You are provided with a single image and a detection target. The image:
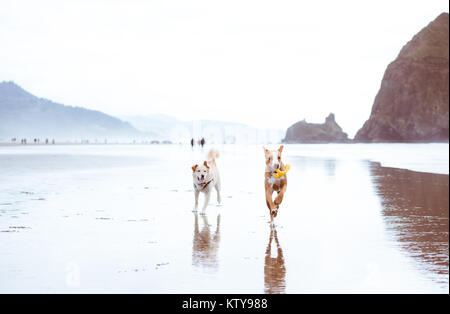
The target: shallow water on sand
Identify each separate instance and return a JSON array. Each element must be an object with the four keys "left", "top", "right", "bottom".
[{"left": 0, "top": 144, "right": 448, "bottom": 293}]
